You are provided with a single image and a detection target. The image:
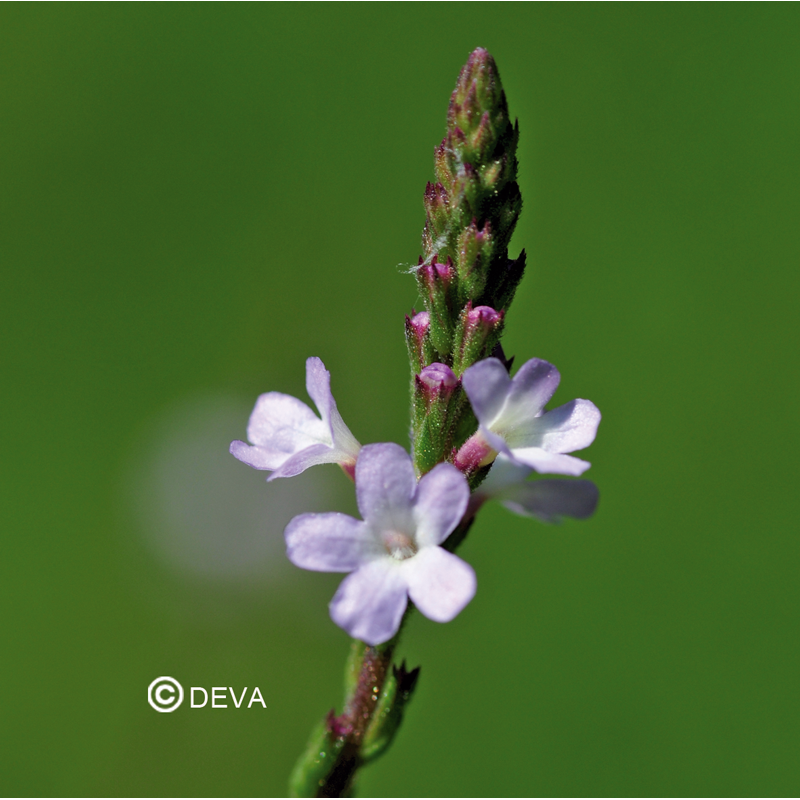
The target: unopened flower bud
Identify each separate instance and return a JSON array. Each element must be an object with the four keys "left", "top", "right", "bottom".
[
  {"left": 417, "top": 362, "right": 458, "bottom": 399},
  {"left": 408, "top": 310, "right": 430, "bottom": 336},
  {"left": 467, "top": 304, "right": 503, "bottom": 331},
  {"left": 453, "top": 302, "right": 505, "bottom": 375},
  {"left": 418, "top": 258, "right": 454, "bottom": 290},
  {"left": 405, "top": 310, "right": 433, "bottom": 374},
  {"left": 412, "top": 362, "right": 463, "bottom": 475},
  {"left": 416, "top": 256, "right": 458, "bottom": 357},
  {"left": 422, "top": 182, "right": 450, "bottom": 257},
  {"left": 456, "top": 219, "right": 493, "bottom": 301}
]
